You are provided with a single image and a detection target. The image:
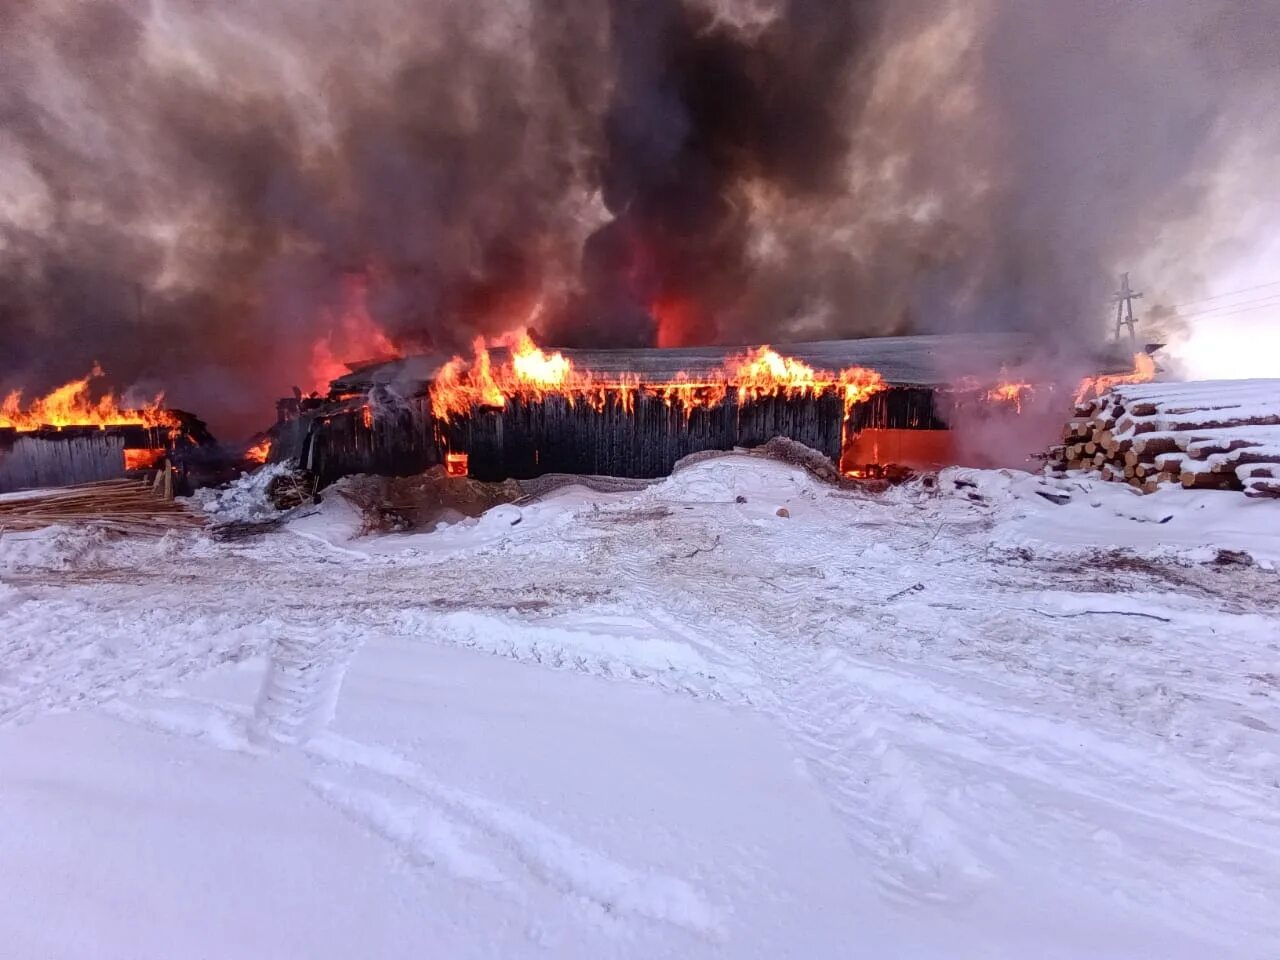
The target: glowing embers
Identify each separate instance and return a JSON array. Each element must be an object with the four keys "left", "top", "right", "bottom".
[
  {"left": 429, "top": 332, "right": 886, "bottom": 423},
  {"left": 445, "top": 452, "right": 469, "bottom": 477},
  {"left": 0, "top": 365, "right": 179, "bottom": 433},
  {"left": 123, "top": 448, "right": 166, "bottom": 471},
  {"left": 841, "top": 428, "right": 954, "bottom": 475}
]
